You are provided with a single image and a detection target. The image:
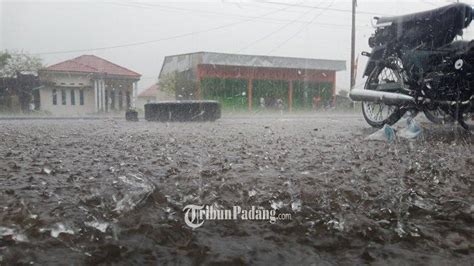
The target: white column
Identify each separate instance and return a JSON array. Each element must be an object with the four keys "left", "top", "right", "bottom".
[
  {"left": 98, "top": 80, "right": 102, "bottom": 112},
  {"left": 132, "top": 81, "right": 137, "bottom": 108},
  {"left": 99, "top": 80, "right": 102, "bottom": 112},
  {"left": 100, "top": 80, "right": 105, "bottom": 112},
  {"left": 103, "top": 80, "right": 107, "bottom": 112},
  {"left": 94, "top": 80, "right": 99, "bottom": 113},
  {"left": 104, "top": 80, "right": 107, "bottom": 112}
]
